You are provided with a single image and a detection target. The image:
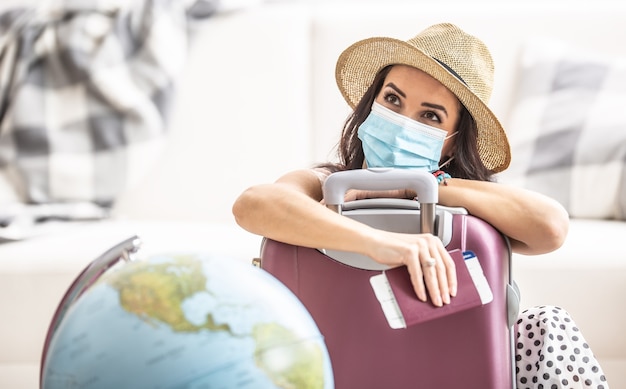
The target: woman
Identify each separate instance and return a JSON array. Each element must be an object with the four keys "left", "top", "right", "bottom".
[{"left": 233, "top": 23, "right": 609, "bottom": 388}]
